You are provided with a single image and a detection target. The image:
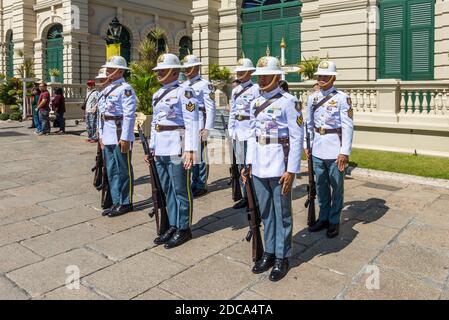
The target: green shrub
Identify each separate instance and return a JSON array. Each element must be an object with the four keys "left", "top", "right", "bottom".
[
  {"left": 9, "top": 112, "right": 22, "bottom": 121},
  {"left": 10, "top": 105, "right": 20, "bottom": 112},
  {"left": 0, "top": 113, "right": 10, "bottom": 120},
  {"left": 209, "top": 64, "right": 232, "bottom": 83}
]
